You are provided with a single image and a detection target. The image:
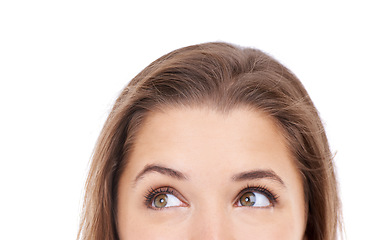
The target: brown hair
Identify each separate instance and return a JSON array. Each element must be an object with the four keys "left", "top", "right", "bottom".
[{"left": 78, "top": 42, "right": 341, "bottom": 240}]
